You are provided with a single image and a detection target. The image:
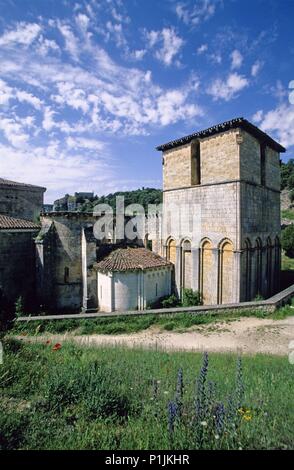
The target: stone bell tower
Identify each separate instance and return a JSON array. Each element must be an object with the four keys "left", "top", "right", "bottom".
[{"left": 155, "top": 118, "right": 285, "bottom": 305}]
